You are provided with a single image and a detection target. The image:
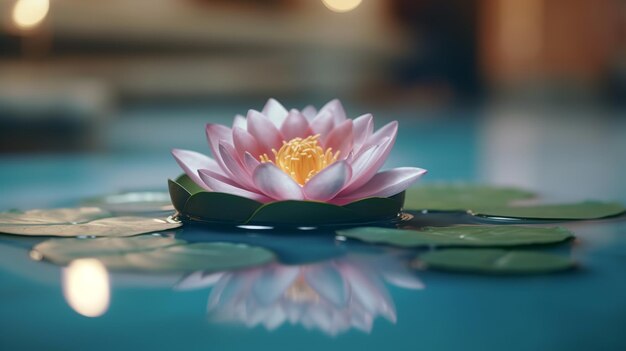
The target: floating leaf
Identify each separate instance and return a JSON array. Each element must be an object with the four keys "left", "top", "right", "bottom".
[
  {"left": 247, "top": 194, "right": 404, "bottom": 226},
  {"left": 404, "top": 184, "right": 625, "bottom": 221},
  {"left": 175, "top": 174, "right": 205, "bottom": 195},
  {"left": 0, "top": 214, "right": 181, "bottom": 237},
  {"left": 102, "top": 242, "right": 275, "bottom": 272},
  {"left": 185, "top": 192, "right": 262, "bottom": 223},
  {"left": 247, "top": 200, "right": 362, "bottom": 225},
  {"left": 405, "top": 184, "right": 535, "bottom": 211},
  {"left": 337, "top": 225, "right": 573, "bottom": 248},
  {"left": 474, "top": 202, "right": 626, "bottom": 220},
  {"left": 168, "top": 178, "right": 193, "bottom": 213},
  {"left": 33, "top": 236, "right": 275, "bottom": 272},
  {"left": 82, "top": 192, "right": 174, "bottom": 214},
  {"left": 0, "top": 207, "right": 109, "bottom": 225},
  {"left": 169, "top": 174, "right": 404, "bottom": 226},
  {"left": 343, "top": 192, "right": 406, "bottom": 219},
  {"left": 418, "top": 248, "right": 575, "bottom": 274},
  {"left": 33, "top": 235, "right": 183, "bottom": 263}
]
